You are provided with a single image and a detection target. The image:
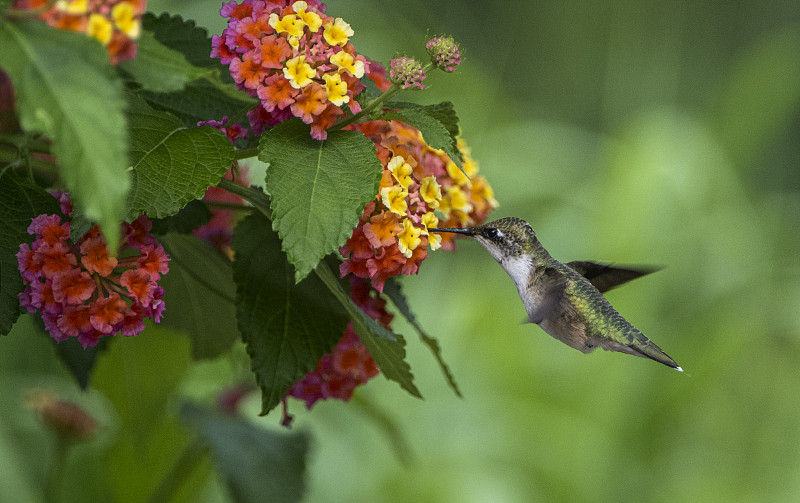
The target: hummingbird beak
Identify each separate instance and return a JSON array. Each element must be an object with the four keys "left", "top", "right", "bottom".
[{"left": 428, "top": 227, "right": 476, "bottom": 236}]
